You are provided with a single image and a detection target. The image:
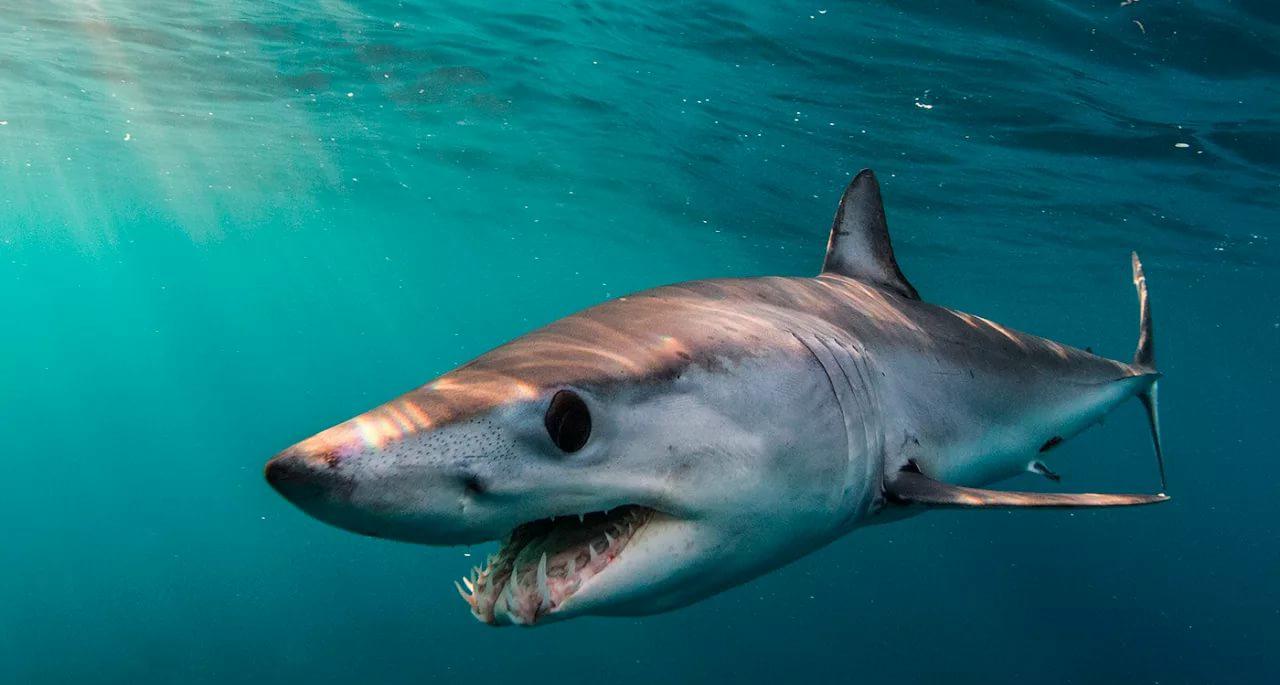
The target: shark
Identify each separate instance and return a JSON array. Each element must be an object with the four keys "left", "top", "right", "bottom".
[{"left": 265, "top": 169, "right": 1168, "bottom": 627}]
